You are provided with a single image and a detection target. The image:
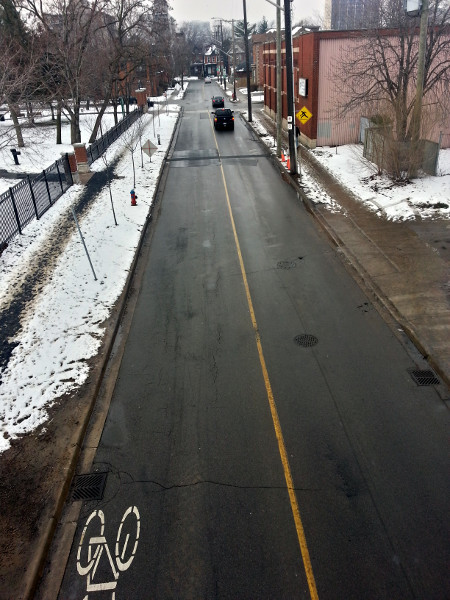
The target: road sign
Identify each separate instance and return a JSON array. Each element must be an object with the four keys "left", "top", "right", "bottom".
[
  {"left": 296, "top": 107, "right": 312, "bottom": 124},
  {"left": 142, "top": 139, "right": 158, "bottom": 158}
]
